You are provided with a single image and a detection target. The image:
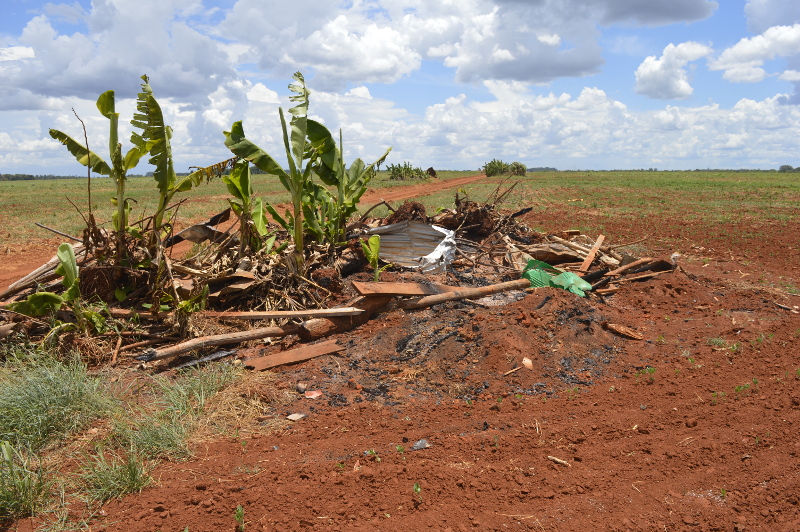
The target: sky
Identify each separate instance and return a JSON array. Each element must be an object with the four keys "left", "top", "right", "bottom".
[{"left": 1, "top": 0, "right": 800, "bottom": 175}]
